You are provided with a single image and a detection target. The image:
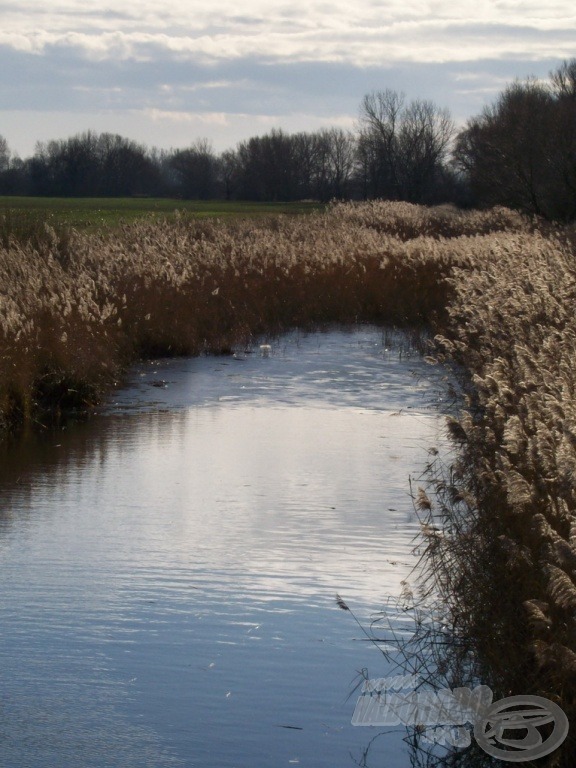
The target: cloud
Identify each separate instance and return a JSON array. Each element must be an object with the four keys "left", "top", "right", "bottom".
[
  {"left": 0, "top": 0, "right": 574, "bottom": 155},
  {"left": 144, "top": 109, "right": 231, "bottom": 126},
  {"left": 1, "top": 22, "right": 575, "bottom": 69},
  {"left": 1, "top": 1, "right": 576, "bottom": 65}
]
